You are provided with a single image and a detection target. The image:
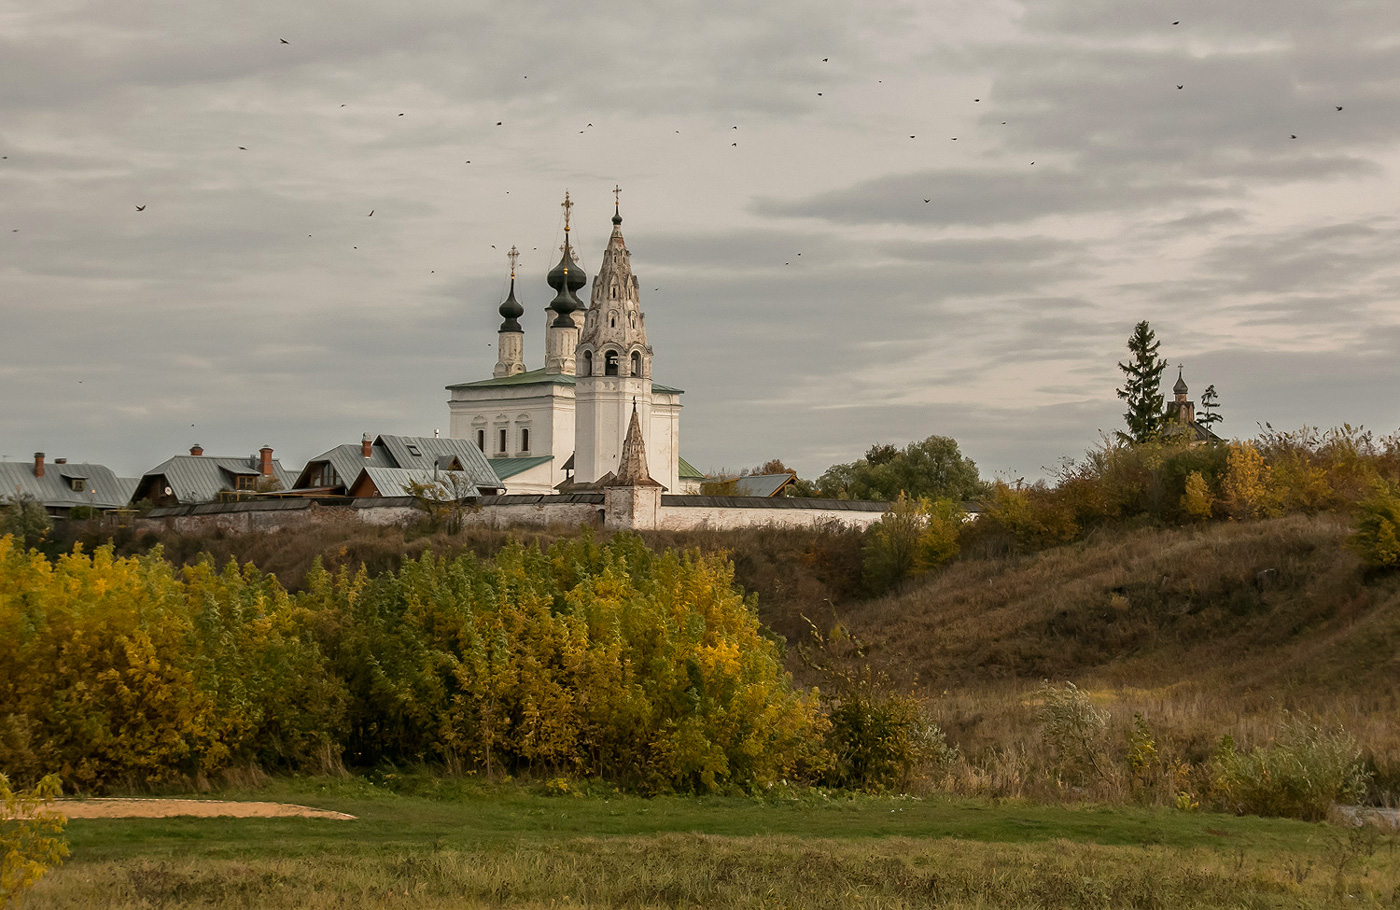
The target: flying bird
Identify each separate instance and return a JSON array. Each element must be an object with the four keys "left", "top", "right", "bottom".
[
  {"left": 135, "top": 205, "right": 146, "bottom": 211},
  {"left": 398, "top": 113, "right": 404, "bottom": 116},
  {"left": 496, "top": 121, "right": 502, "bottom": 125},
  {"left": 1336, "top": 105, "right": 1343, "bottom": 111},
  {"left": 974, "top": 98, "right": 980, "bottom": 102},
  {"left": 817, "top": 92, "right": 822, "bottom": 96},
  {"left": 1290, "top": 134, "right": 1297, "bottom": 139},
  {"left": 1176, "top": 84, "right": 1183, "bottom": 90},
  {"left": 924, "top": 199, "right": 930, "bottom": 203},
  {"left": 368, "top": 210, "right": 374, "bottom": 216},
  {"left": 822, "top": 57, "right": 828, "bottom": 62},
  {"left": 1172, "top": 20, "right": 1180, "bottom": 25},
  {"left": 280, "top": 38, "right": 289, "bottom": 44},
  {"left": 239, "top": 146, "right": 247, "bottom": 150}
]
